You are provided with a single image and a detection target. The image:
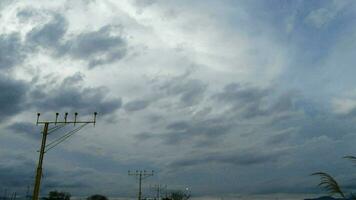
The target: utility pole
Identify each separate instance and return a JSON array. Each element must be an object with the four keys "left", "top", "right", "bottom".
[
  {"left": 10, "top": 192, "right": 16, "bottom": 200},
  {"left": 128, "top": 170, "right": 154, "bottom": 200},
  {"left": 32, "top": 112, "right": 97, "bottom": 200},
  {"left": 26, "top": 185, "right": 30, "bottom": 200},
  {"left": 3, "top": 189, "right": 7, "bottom": 200}
]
